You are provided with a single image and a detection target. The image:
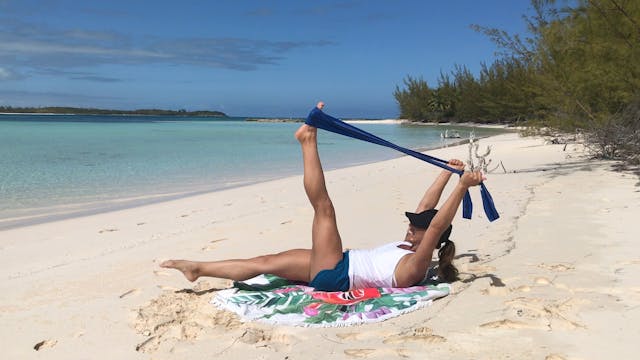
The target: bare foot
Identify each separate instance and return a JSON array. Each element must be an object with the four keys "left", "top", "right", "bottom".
[
  {"left": 294, "top": 124, "right": 317, "bottom": 143},
  {"left": 160, "top": 260, "right": 200, "bottom": 282}
]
